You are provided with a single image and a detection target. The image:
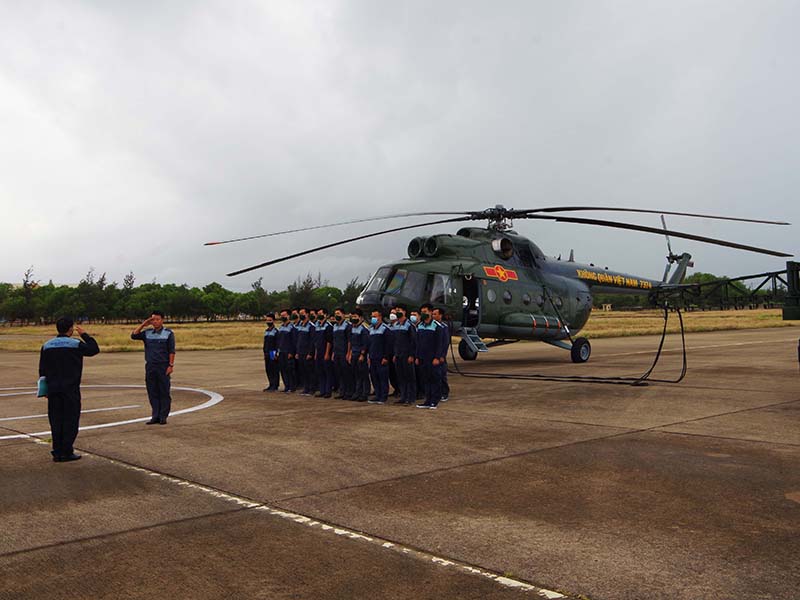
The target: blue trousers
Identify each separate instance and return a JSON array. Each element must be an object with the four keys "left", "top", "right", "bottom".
[
  {"left": 315, "top": 357, "right": 333, "bottom": 396},
  {"left": 369, "top": 361, "right": 389, "bottom": 402},
  {"left": 47, "top": 389, "right": 81, "bottom": 457},
  {"left": 420, "top": 361, "right": 441, "bottom": 406},
  {"left": 395, "top": 355, "right": 416, "bottom": 403},
  {"left": 145, "top": 365, "right": 171, "bottom": 420},
  {"left": 279, "top": 354, "right": 295, "bottom": 391}
]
